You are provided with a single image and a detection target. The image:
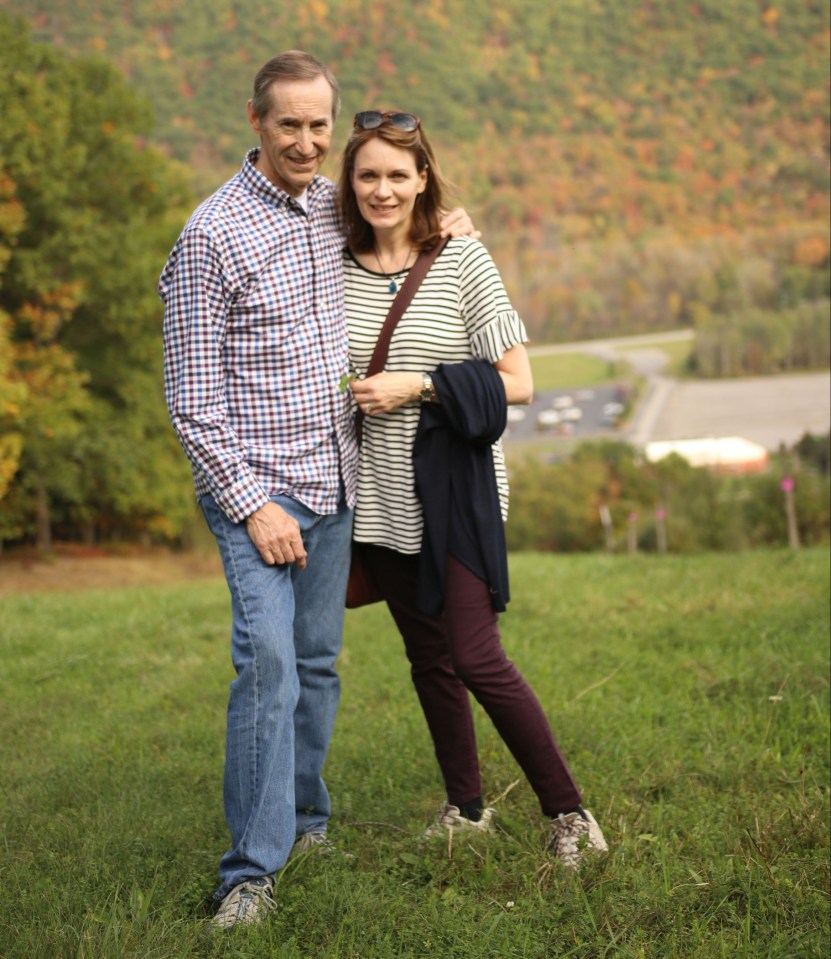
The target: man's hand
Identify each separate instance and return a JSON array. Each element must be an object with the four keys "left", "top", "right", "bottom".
[
  {"left": 439, "top": 207, "right": 481, "bottom": 239},
  {"left": 246, "top": 502, "right": 307, "bottom": 569}
]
